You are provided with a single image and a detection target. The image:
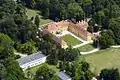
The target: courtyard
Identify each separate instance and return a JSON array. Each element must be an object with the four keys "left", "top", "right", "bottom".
[{"left": 62, "top": 34, "right": 82, "bottom": 47}]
